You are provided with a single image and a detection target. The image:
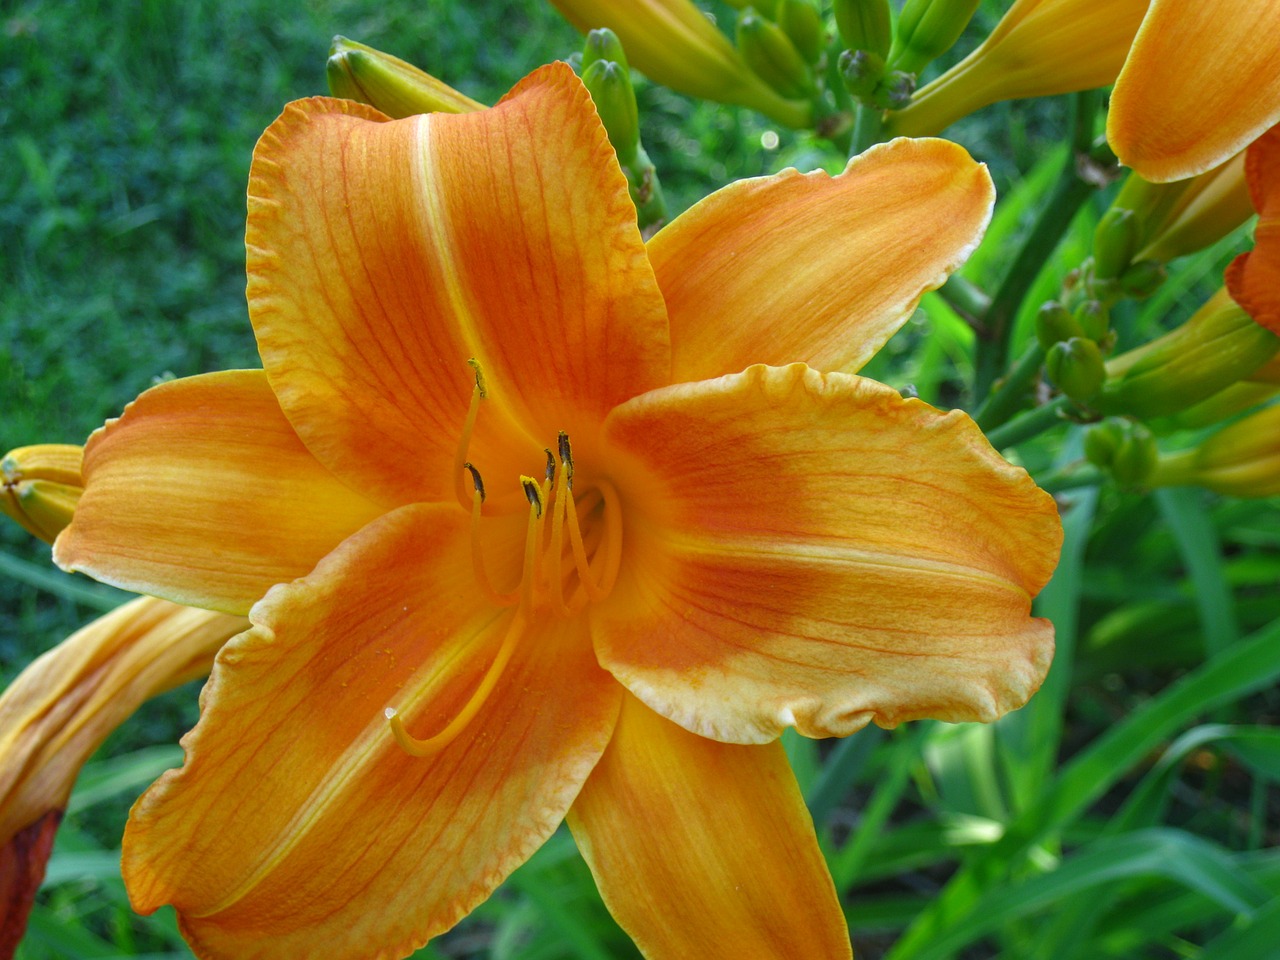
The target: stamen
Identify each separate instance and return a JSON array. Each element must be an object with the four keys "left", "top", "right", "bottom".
[
  {"left": 452, "top": 359, "right": 487, "bottom": 511},
  {"left": 545, "top": 447, "right": 573, "bottom": 618},
  {"left": 385, "top": 610, "right": 527, "bottom": 758},
  {"left": 519, "top": 476, "right": 547, "bottom": 611},
  {"left": 521, "top": 476, "right": 544, "bottom": 519},
  {"left": 557, "top": 431, "right": 575, "bottom": 491},
  {"left": 564, "top": 478, "right": 624, "bottom": 604},
  {"left": 467, "top": 465, "right": 517, "bottom": 607}
]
